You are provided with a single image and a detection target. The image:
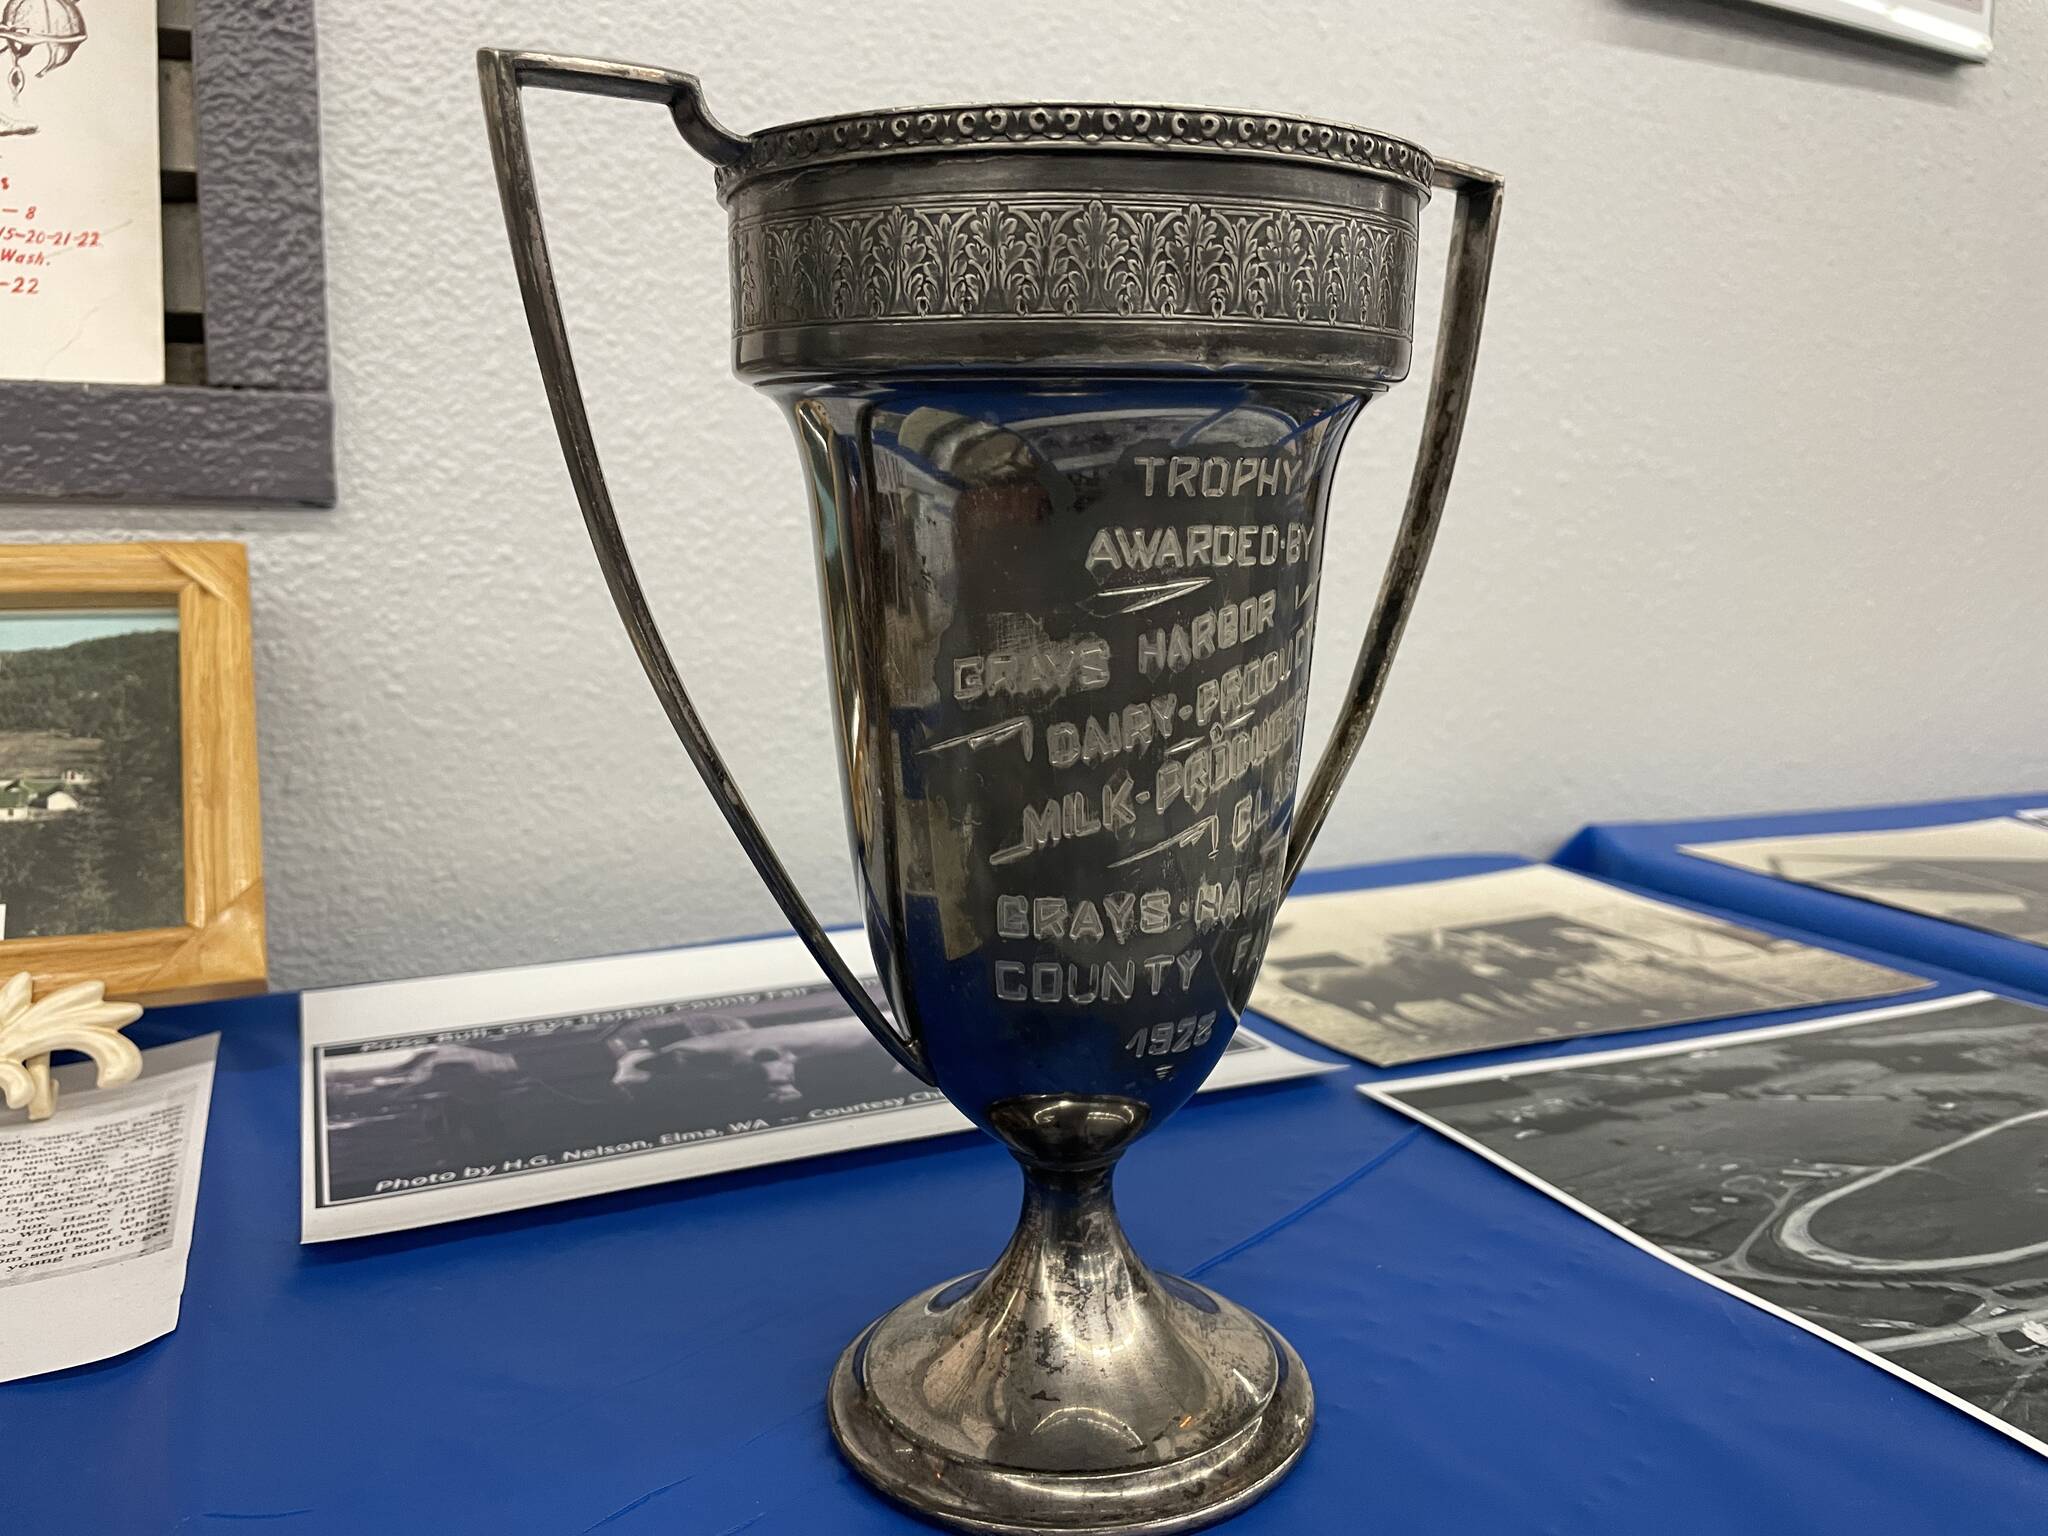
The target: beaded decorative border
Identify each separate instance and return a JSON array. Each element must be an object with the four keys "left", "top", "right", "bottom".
[{"left": 715, "top": 103, "right": 1434, "bottom": 201}]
